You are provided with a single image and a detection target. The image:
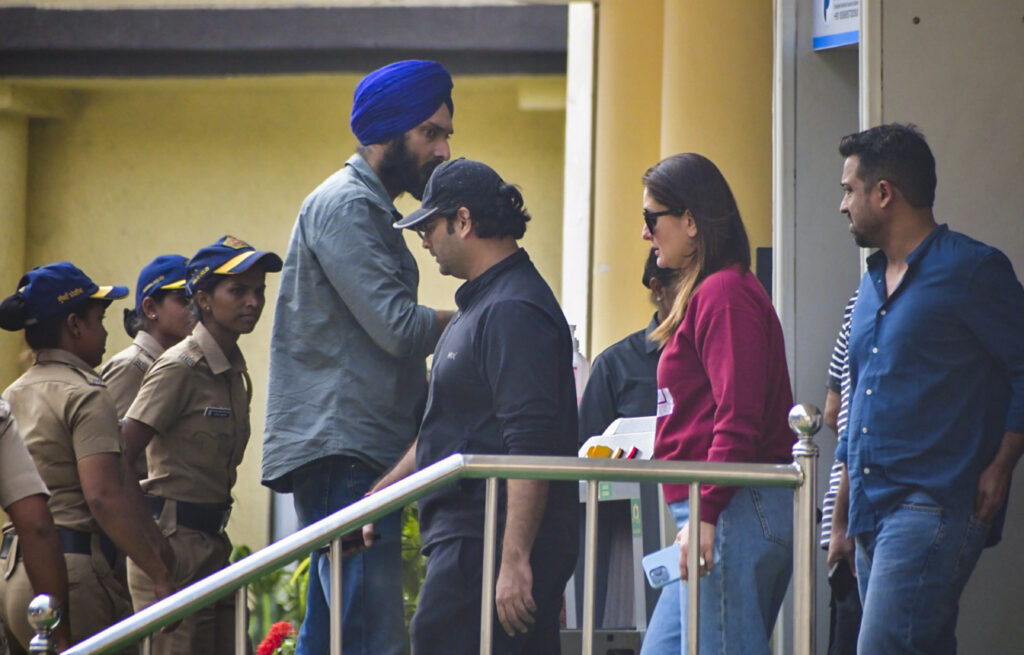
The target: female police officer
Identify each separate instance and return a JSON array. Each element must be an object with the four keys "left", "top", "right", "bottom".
[
  {"left": 101, "top": 254, "right": 193, "bottom": 479},
  {"left": 0, "top": 262, "right": 175, "bottom": 650},
  {"left": 122, "top": 236, "right": 281, "bottom": 655}
]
